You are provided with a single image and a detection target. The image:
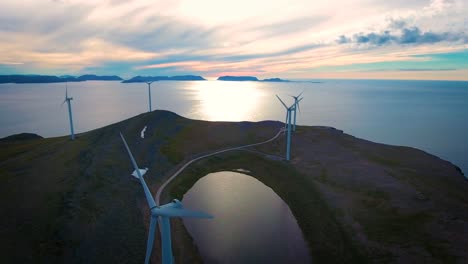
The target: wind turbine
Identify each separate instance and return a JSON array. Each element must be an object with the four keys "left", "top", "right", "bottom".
[
  {"left": 276, "top": 95, "right": 295, "bottom": 161},
  {"left": 120, "top": 133, "right": 213, "bottom": 264},
  {"left": 61, "top": 82, "right": 75, "bottom": 140},
  {"left": 291, "top": 92, "right": 303, "bottom": 132},
  {"left": 146, "top": 81, "right": 154, "bottom": 112}
]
